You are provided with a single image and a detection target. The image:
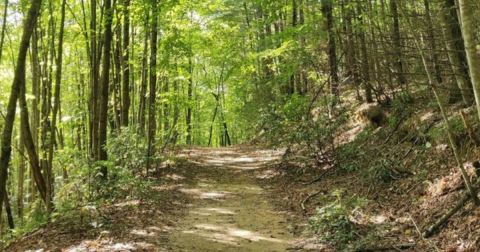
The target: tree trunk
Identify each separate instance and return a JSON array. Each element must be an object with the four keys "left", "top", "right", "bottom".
[
  {"left": 121, "top": 0, "right": 130, "bottom": 127},
  {"left": 3, "top": 193, "right": 14, "bottom": 230},
  {"left": 20, "top": 63, "right": 48, "bottom": 206},
  {"left": 46, "top": 0, "right": 66, "bottom": 215},
  {"left": 458, "top": 0, "right": 480, "bottom": 123},
  {"left": 440, "top": 2, "right": 473, "bottom": 105},
  {"left": 17, "top": 114, "right": 25, "bottom": 219},
  {"left": 0, "top": 0, "right": 42, "bottom": 217},
  {"left": 113, "top": 29, "right": 122, "bottom": 131},
  {"left": 445, "top": 0, "right": 472, "bottom": 90},
  {"left": 357, "top": 4, "right": 373, "bottom": 103},
  {"left": 98, "top": 0, "right": 113, "bottom": 178},
  {"left": 390, "top": 0, "right": 406, "bottom": 88},
  {"left": 0, "top": 0, "right": 7, "bottom": 63},
  {"left": 186, "top": 58, "right": 193, "bottom": 145},
  {"left": 321, "top": 0, "right": 338, "bottom": 96},
  {"left": 89, "top": 0, "right": 100, "bottom": 159},
  {"left": 30, "top": 29, "right": 41, "bottom": 202},
  {"left": 147, "top": 6, "right": 158, "bottom": 173},
  {"left": 138, "top": 18, "right": 149, "bottom": 135}
]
